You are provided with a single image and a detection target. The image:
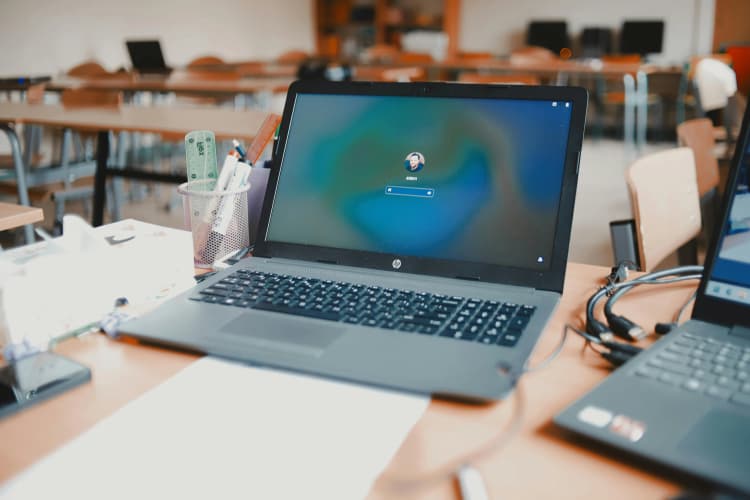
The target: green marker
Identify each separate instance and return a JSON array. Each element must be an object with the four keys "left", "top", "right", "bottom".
[{"left": 185, "top": 130, "right": 218, "bottom": 189}]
